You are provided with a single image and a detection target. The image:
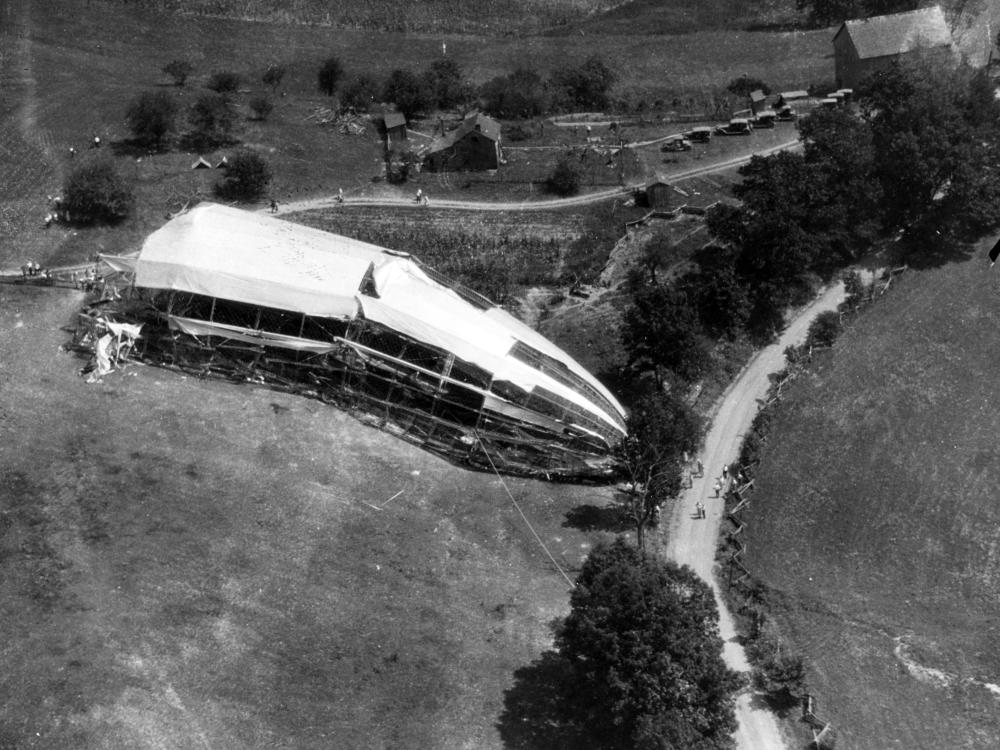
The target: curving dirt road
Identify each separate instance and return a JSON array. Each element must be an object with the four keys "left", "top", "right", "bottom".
[
  {"left": 663, "top": 282, "right": 847, "bottom": 750},
  {"left": 270, "top": 139, "right": 800, "bottom": 216}
]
